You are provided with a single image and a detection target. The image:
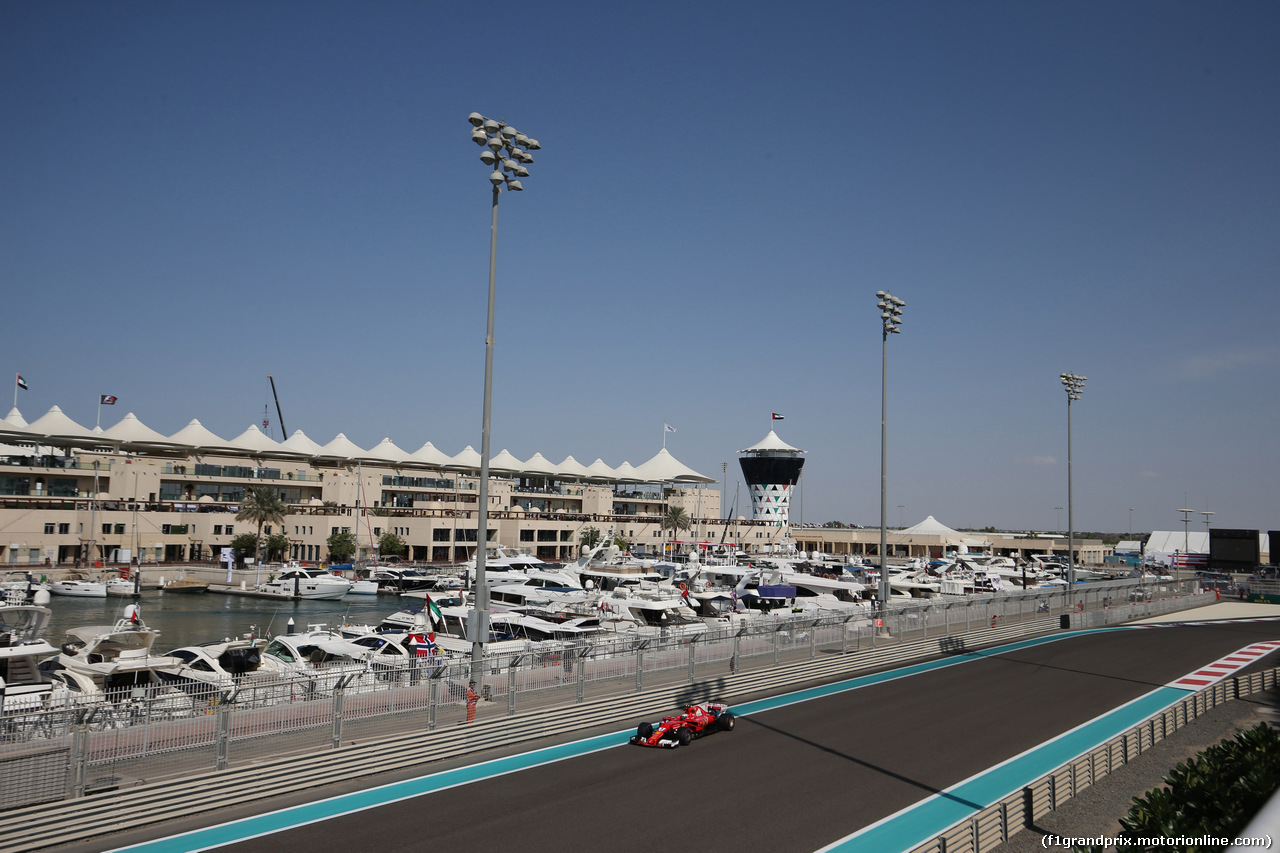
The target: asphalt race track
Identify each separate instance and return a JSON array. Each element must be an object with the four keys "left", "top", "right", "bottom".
[{"left": 104, "top": 620, "right": 1280, "bottom": 853}]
